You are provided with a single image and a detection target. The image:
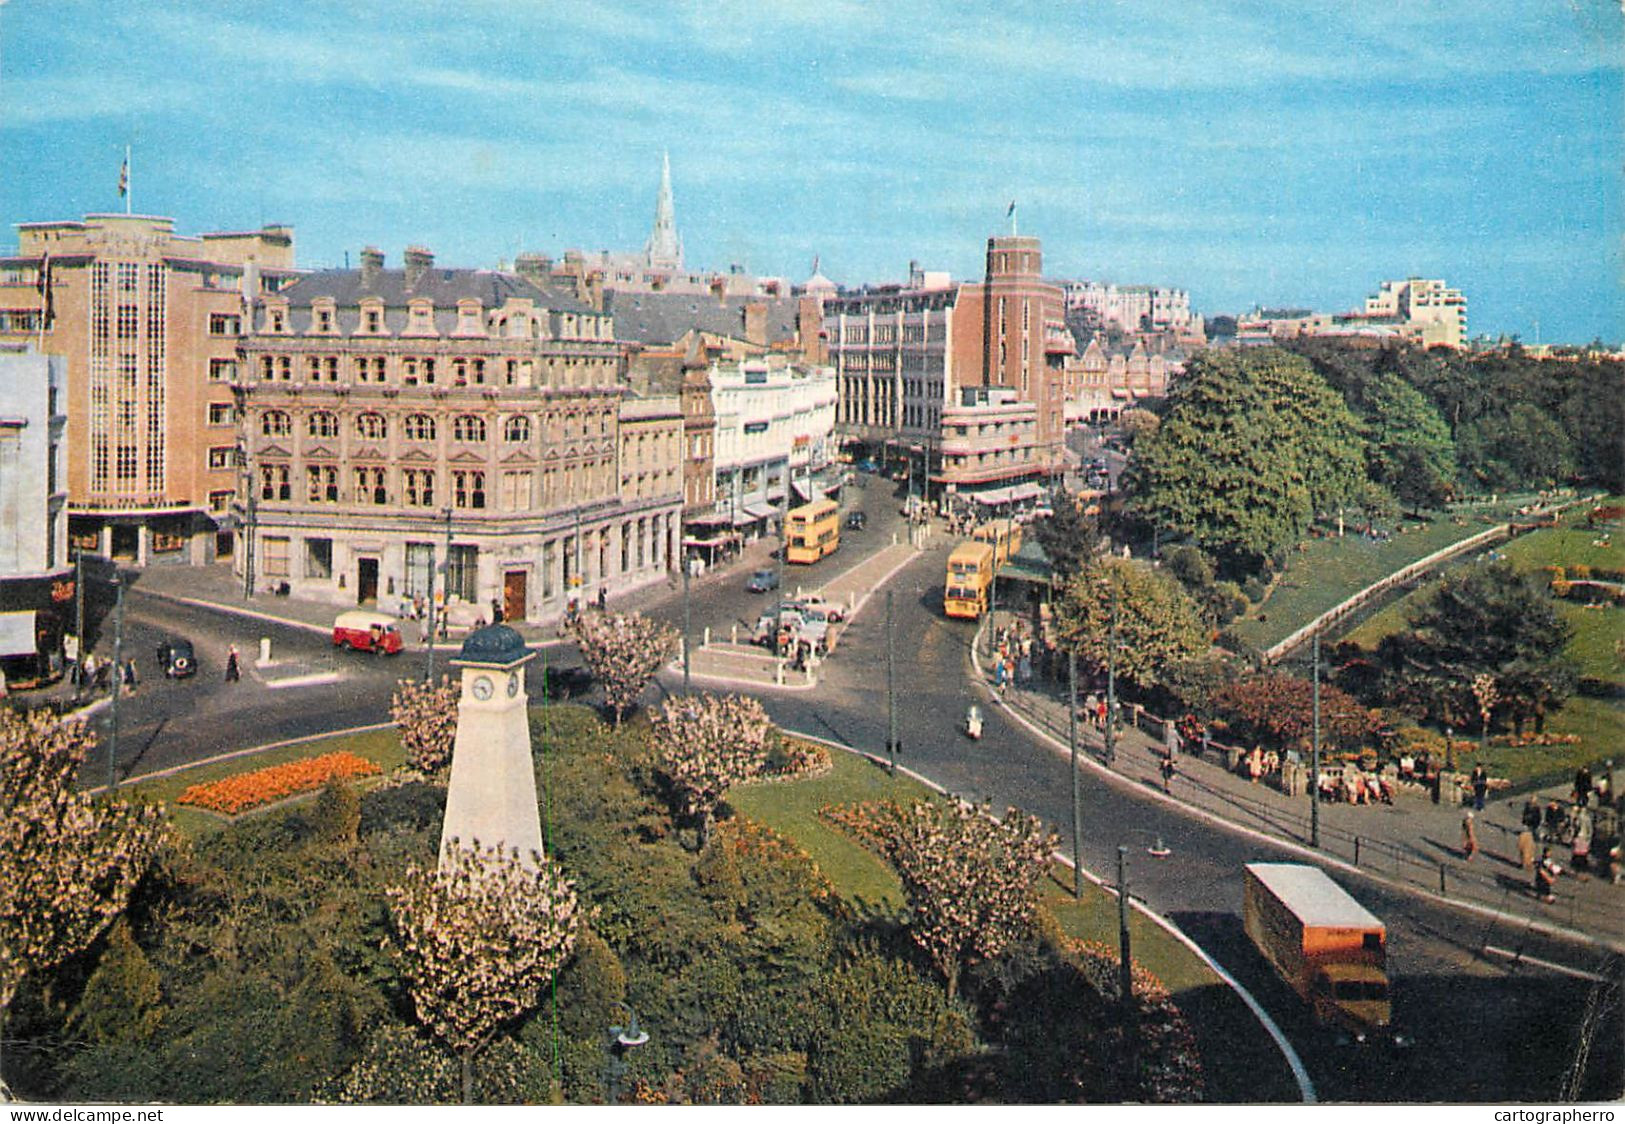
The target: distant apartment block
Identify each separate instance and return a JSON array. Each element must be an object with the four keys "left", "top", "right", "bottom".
[
  {"left": 1064, "top": 280, "right": 1200, "bottom": 336},
  {"left": 0, "top": 213, "right": 296, "bottom": 566},
  {"left": 1362, "top": 278, "right": 1467, "bottom": 349}
]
